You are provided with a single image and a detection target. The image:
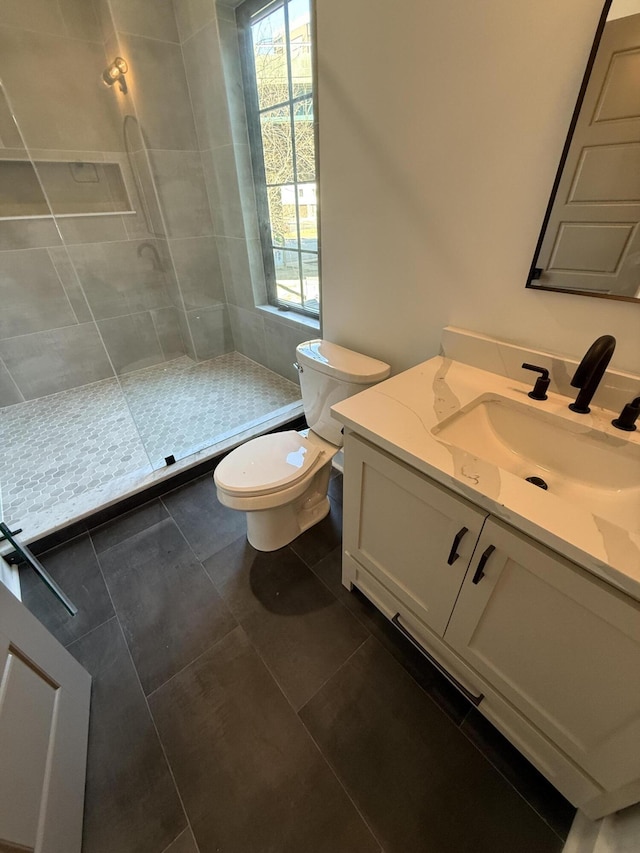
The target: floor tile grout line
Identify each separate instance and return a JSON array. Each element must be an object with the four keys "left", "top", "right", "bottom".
[
  {"left": 159, "top": 826, "right": 200, "bottom": 853},
  {"left": 89, "top": 510, "right": 239, "bottom": 702},
  {"left": 455, "top": 716, "right": 572, "bottom": 843},
  {"left": 220, "top": 622, "right": 384, "bottom": 852},
  {"left": 62, "top": 614, "right": 116, "bottom": 651},
  {"left": 306, "top": 552, "right": 480, "bottom": 727},
  {"left": 157, "top": 492, "right": 247, "bottom": 595},
  {"left": 297, "top": 721, "right": 385, "bottom": 853},
  {"left": 90, "top": 510, "right": 171, "bottom": 557},
  {"left": 115, "top": 615, "right": 198, "bottom": 849},
  {"left": 65, "top": 614, "right": 119, "bottom": 652},
  {"left": 306, "top": 558, "right": 571, "bottom": 842},
  {"left": 88, "top": 534, "right": 199, "bottom": 847},
  {"left": 144, "top": 623, "right": 242, "bottom": 703}
]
